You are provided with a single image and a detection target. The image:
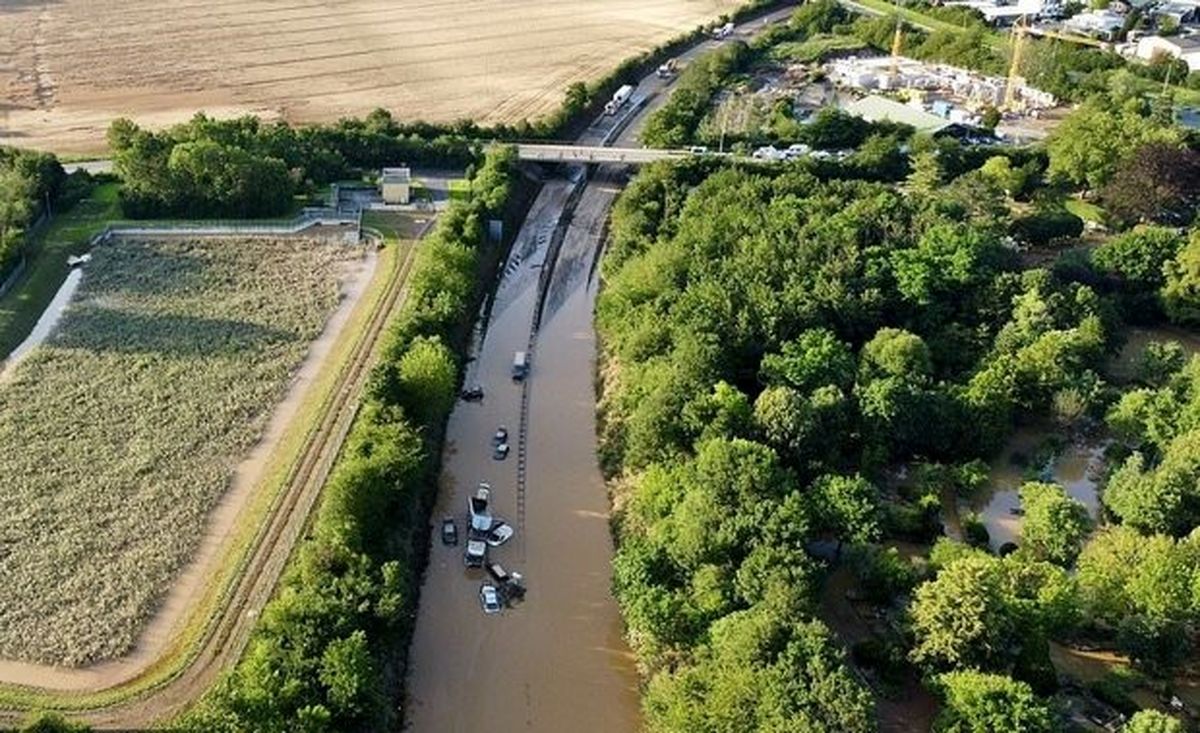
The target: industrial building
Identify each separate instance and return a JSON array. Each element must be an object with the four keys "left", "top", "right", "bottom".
[
  {"left": 380, "top": 166, "right": 412, "bottom": 205},
  {"left": 844, "top": 95, "right": 965, "bottom": 134},
  {"left": 1135, "top": 34, "right": 1200, "bottom": 71}
]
